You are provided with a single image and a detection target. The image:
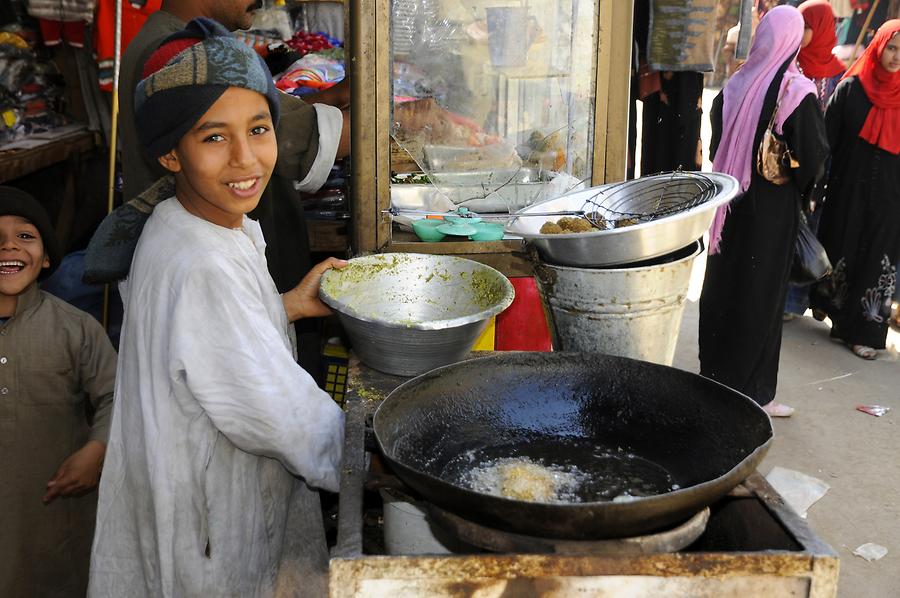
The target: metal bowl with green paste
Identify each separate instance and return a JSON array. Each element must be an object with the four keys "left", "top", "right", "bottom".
[{"left": 319, "top": 253, "right": 515, "bottom": 376}]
